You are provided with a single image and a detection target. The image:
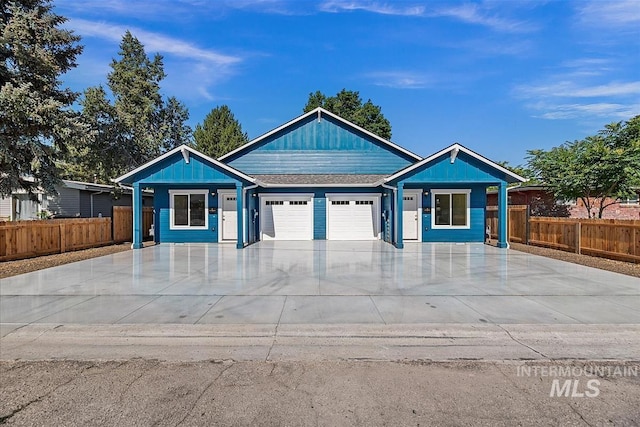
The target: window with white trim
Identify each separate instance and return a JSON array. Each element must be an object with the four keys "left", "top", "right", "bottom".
[
  {"left": 169, "top": 190, "right": 208, "bottom": 229},
  {"left": 621, "top": 195, "right": 639, "bottom": 205},
  {"left": 431, "top": 190, "right": 471, "bottom": 229}
]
